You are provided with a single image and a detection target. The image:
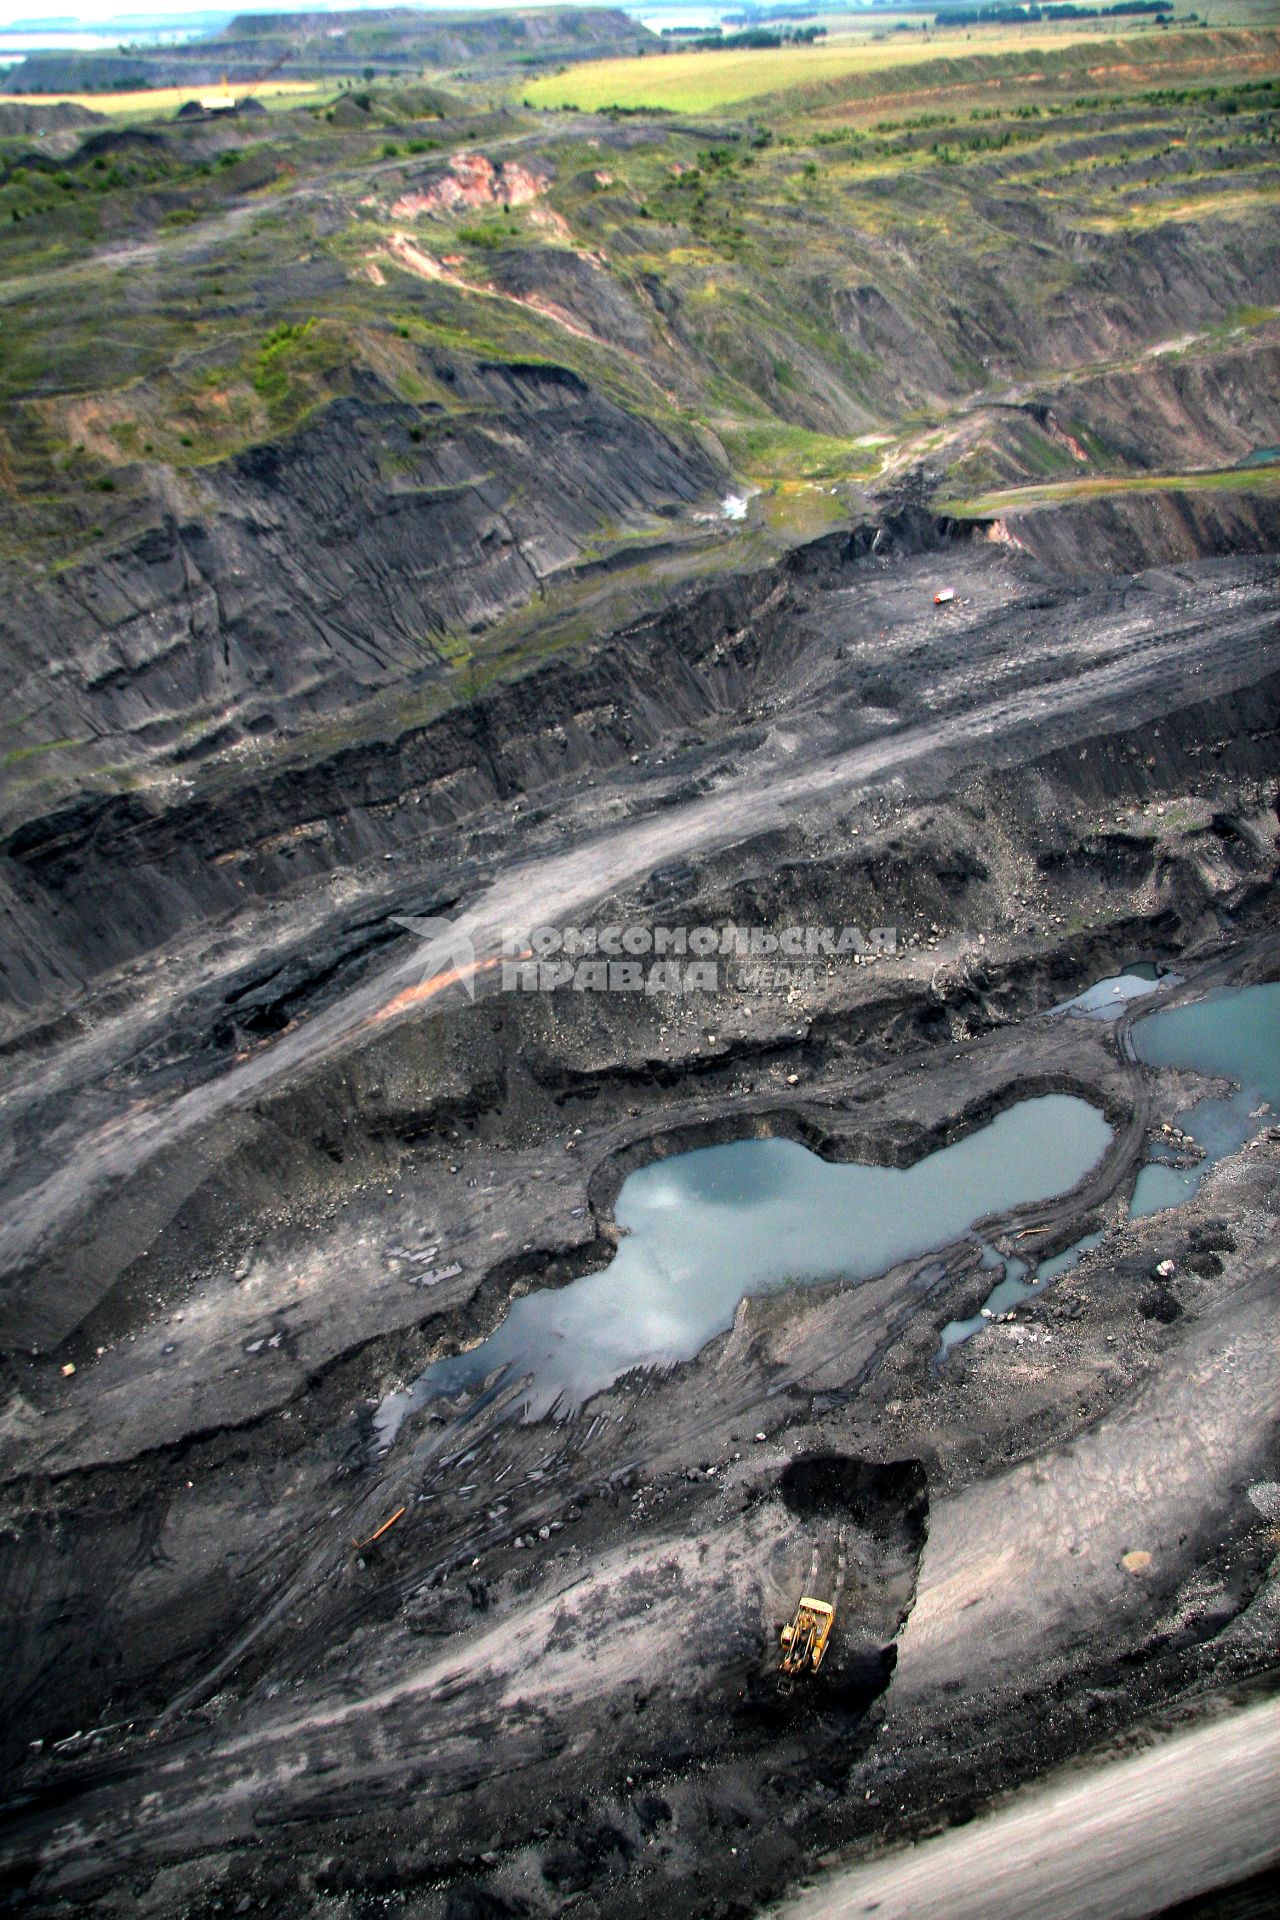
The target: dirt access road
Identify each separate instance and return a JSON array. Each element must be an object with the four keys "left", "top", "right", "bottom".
[{"left": 771, "top": 1695, "right": 1280, "bottom": 1920}]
